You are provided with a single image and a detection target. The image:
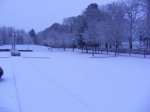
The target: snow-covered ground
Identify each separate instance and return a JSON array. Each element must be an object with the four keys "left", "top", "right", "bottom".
[{"left": 0, "top": 45, "right": 150, "bottom": 112}]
